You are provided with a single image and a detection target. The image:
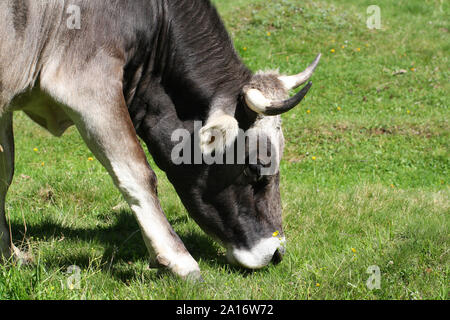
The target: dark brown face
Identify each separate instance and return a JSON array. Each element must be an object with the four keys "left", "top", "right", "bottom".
[
  {"left": 162, "top": 83, "right": 289, "bottom": 268},
  {"left": 165, "top": 126, "right": 287, "bottom": 269}
]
